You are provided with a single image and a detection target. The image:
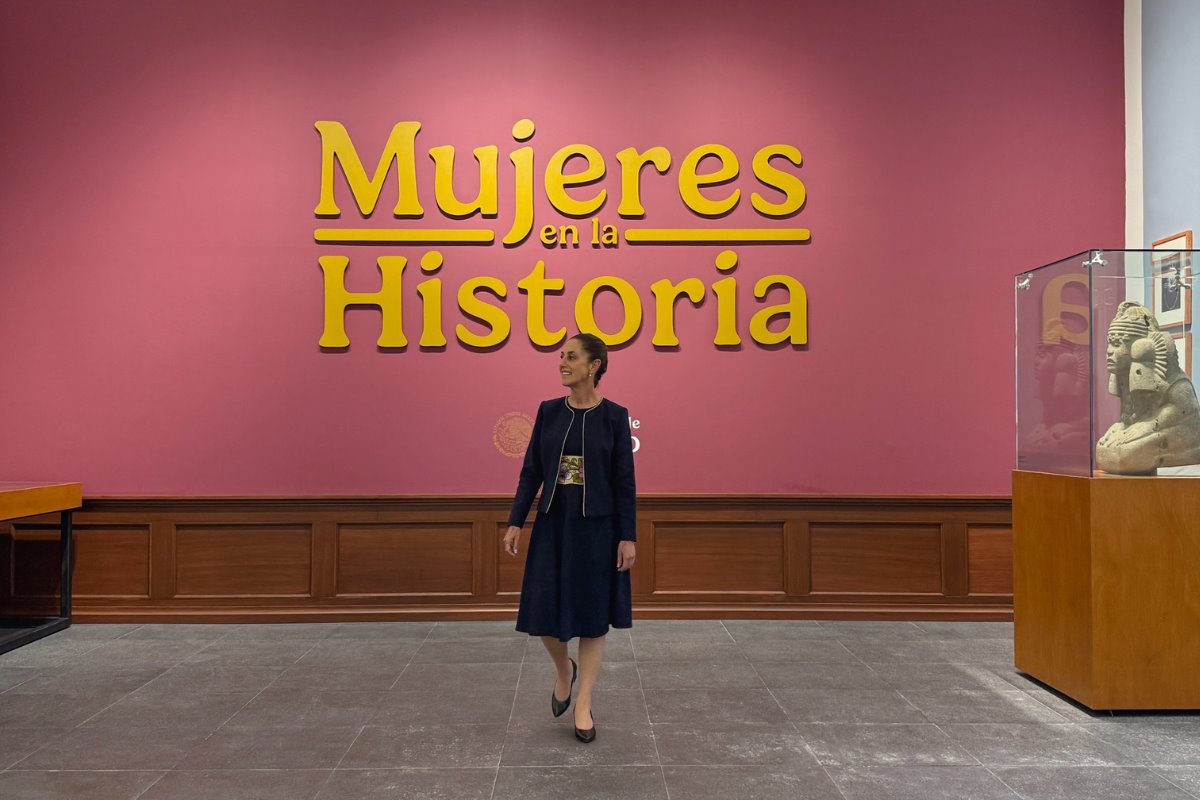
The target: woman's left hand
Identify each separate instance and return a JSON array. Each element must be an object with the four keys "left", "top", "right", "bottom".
[{"left": 616, "top": 541, "right": 636, "bottom": 572}]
